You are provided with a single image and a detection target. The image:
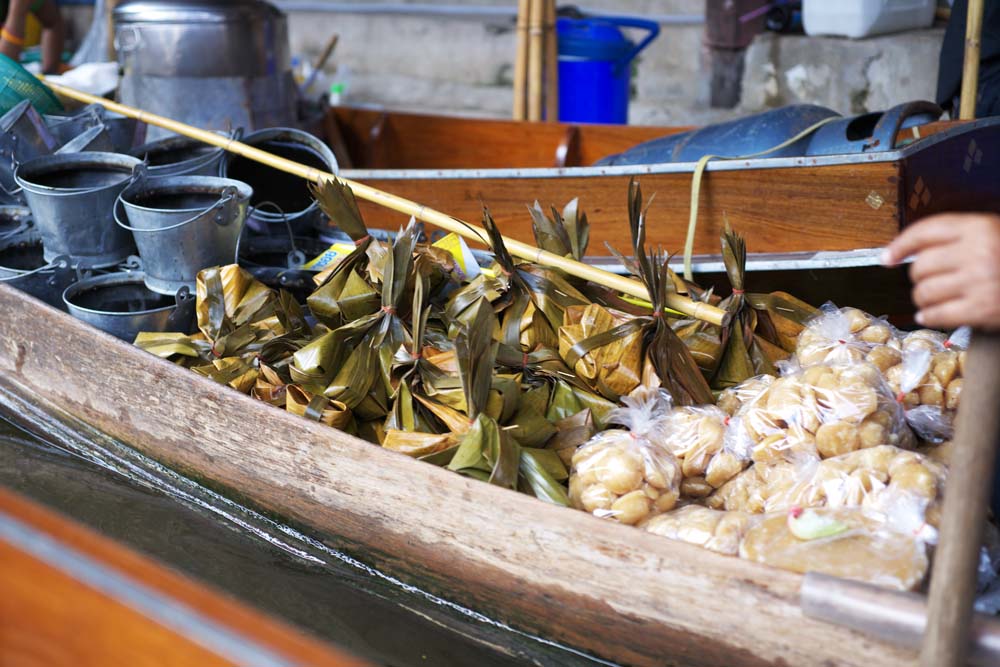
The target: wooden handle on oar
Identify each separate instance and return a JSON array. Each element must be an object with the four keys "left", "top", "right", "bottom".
[
  {"left": 42, "top": 80, "right": 728, "bottom": 327},
  {"left": 921, "top": 331, "right": 1000, "bottom": 667},
  {"left": 959, "top": 0, "right": 985, "bottom": 120}
]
